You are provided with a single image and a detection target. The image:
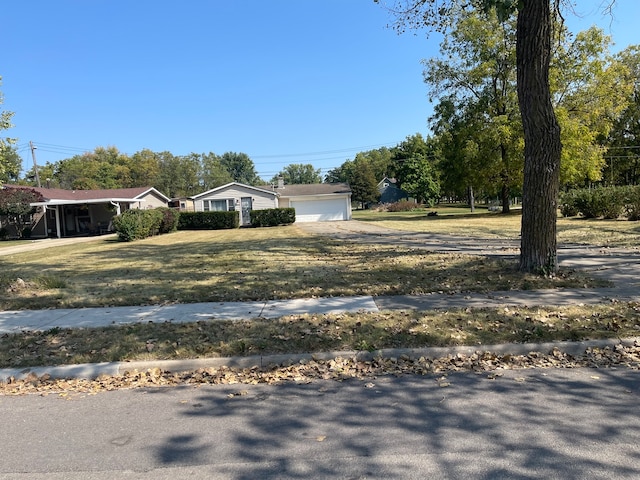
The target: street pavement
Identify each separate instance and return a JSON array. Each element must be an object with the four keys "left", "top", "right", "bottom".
[{"left": 0, "top": 368, "right": 638, "bottom": 479}]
